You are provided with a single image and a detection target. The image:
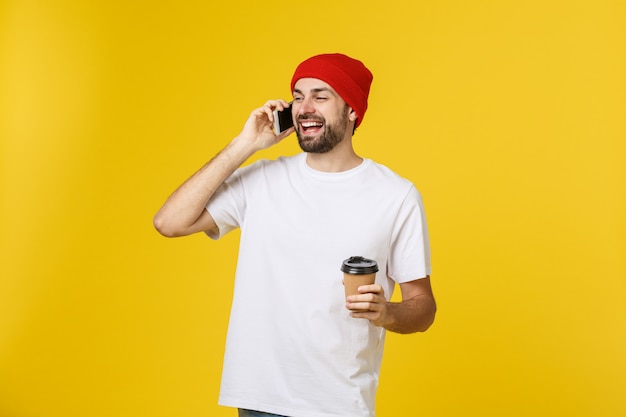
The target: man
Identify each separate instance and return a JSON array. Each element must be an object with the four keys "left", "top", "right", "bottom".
[{"left": 154, "top": 53, "right": 436, "bottom": 417}]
